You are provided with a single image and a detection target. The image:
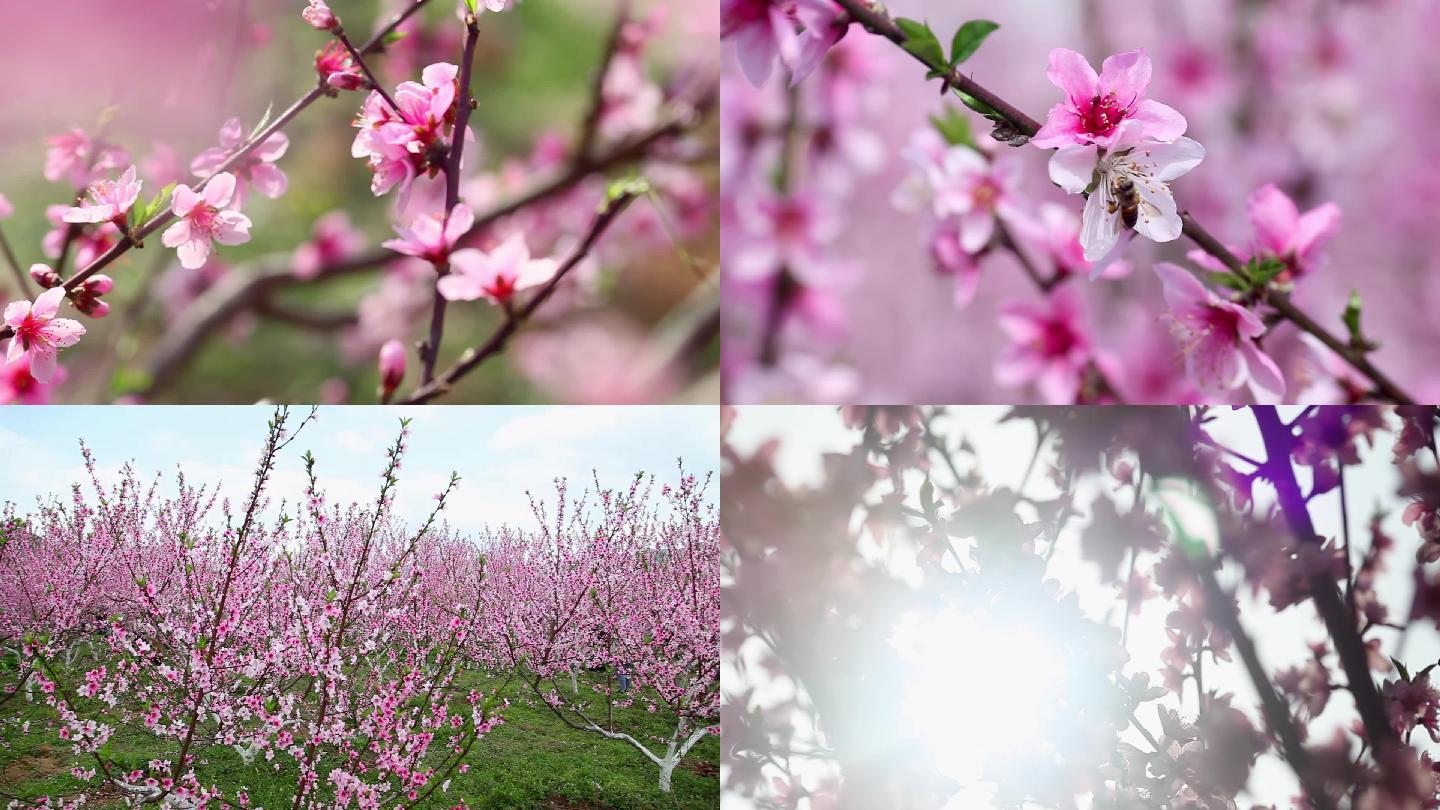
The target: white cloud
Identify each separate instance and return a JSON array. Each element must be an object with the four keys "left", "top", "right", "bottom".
[{"left": 487, "top": 407, "right": 631, "bottom": 452}]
